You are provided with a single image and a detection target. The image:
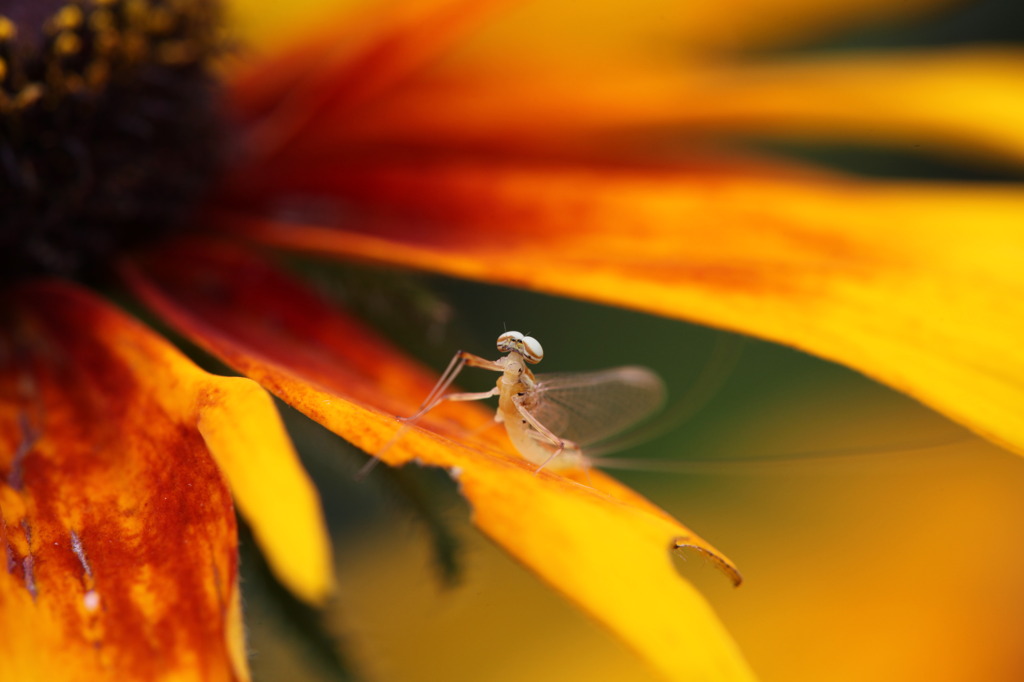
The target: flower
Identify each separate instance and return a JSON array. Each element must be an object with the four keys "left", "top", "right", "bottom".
[
  {"left": 2, "top": 0, "right": 1023, "bottom": 681},
  {"left": 1, "top": 2, "right": 330, "bottom": 678}
]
